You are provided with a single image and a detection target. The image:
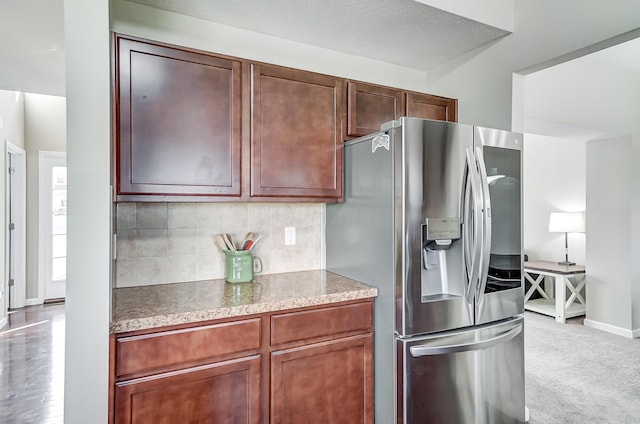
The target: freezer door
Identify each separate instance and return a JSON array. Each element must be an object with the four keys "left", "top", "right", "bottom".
[{"left": 397, "top": 316, "right": 525, "bottom": 424}]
